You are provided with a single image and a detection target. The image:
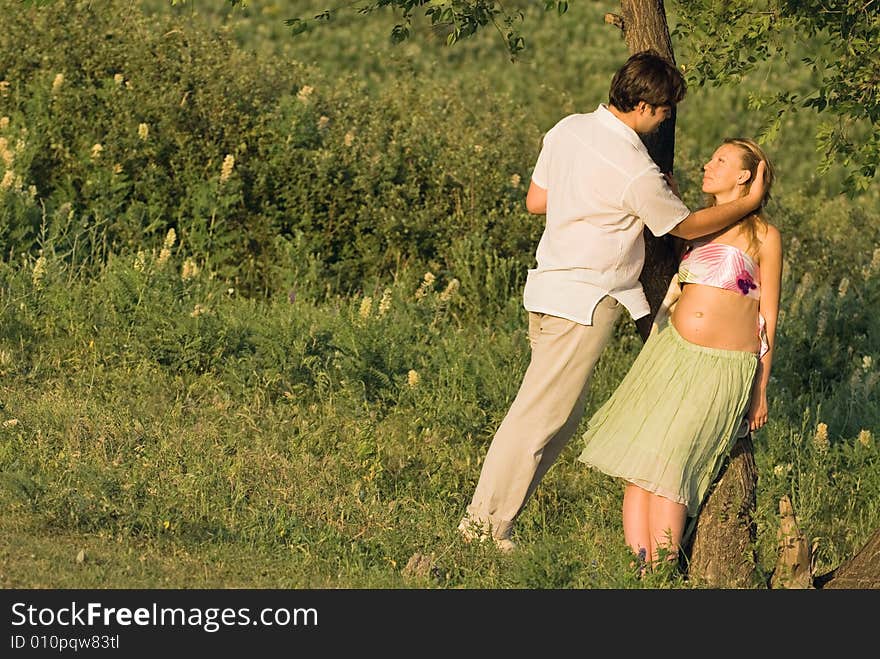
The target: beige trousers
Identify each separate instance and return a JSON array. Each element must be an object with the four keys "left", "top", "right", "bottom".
[{"left": 463, "top": 295, "right": 623, "bottom": 540}]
